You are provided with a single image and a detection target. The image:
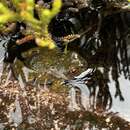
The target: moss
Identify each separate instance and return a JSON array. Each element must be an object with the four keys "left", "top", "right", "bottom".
[{"left": 0, "top": 0, "right": 62, "bottom": 49}]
